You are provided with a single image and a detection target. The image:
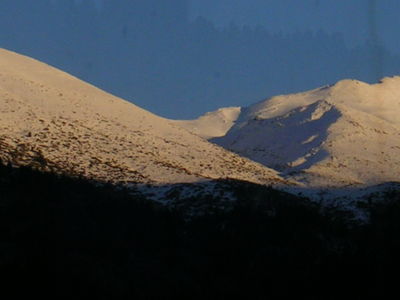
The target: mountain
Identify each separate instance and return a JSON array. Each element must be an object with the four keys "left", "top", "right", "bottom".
[
  {"left": 174, "top": 106, "right": 241, "bottom": 139},
  {"left": 2, "top": 49, "right": 400, "bottom": 299},
  {"left": 4, "top": 154, "right": 400, "bottom": 299},
  {"left": 211, "top": 78, "right": 400, "bottom": 188},
  {"left": 0, "top": 48, "right": 285, "bottom": 191}
]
